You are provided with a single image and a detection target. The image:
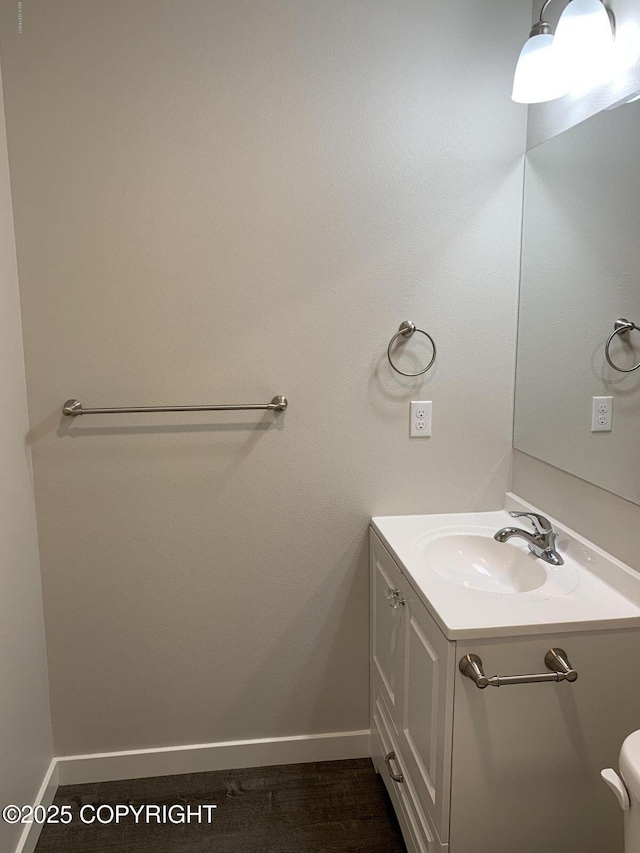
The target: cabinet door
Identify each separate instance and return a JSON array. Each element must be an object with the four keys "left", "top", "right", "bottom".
[
  {"left": 399, "top": 577, "right": 455, "bottom": 843},
  {"left": 370, "top": 531, "right": 404, "bottom": 725}
]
